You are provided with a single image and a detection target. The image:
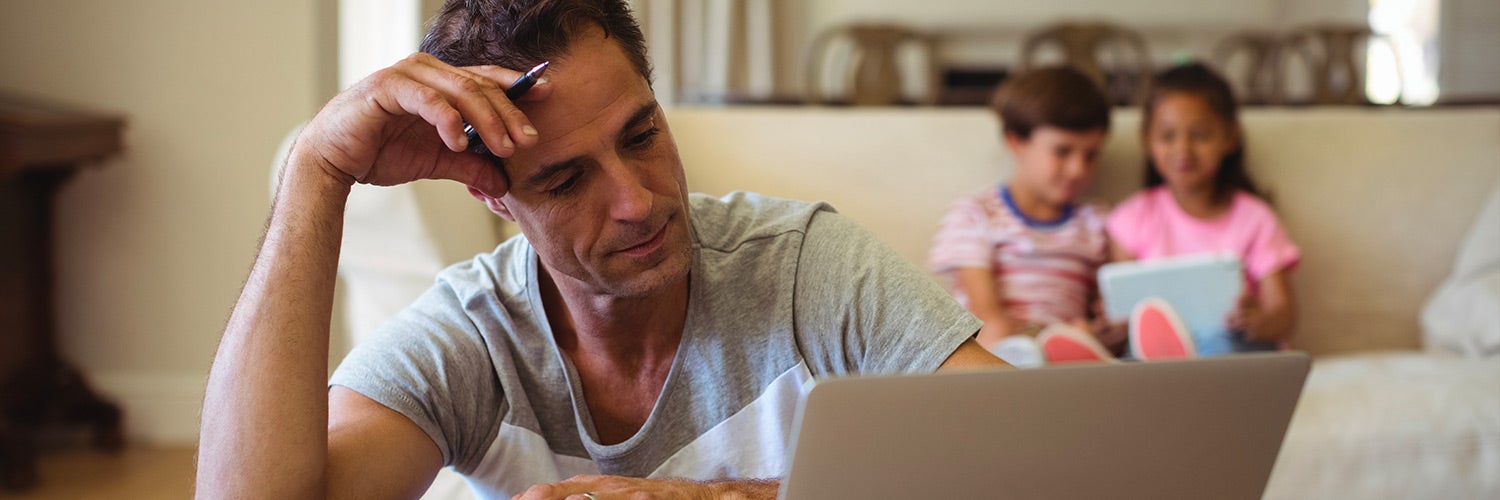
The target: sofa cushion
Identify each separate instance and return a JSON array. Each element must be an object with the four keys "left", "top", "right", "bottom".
[
  {"left": 1264, "top": 352, "right": 1500, "bottom": 499},
  {"left": 1422, "top": 185, "right": 1500, "bottom": 357}
]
